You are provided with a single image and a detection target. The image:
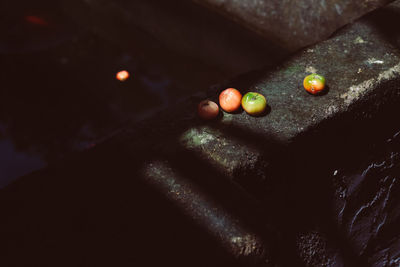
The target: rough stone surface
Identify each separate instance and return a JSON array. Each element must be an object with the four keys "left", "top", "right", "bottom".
[
  {"left": 118, "top": 0, "right": 400, "bottom": 194},
  {"left": 111, "top": 2, "right": 400, "bottom": 265},
  {"left": 329, "top": 128, "right": 400, "bottom": 266},
  {"left": 192, "top": 0, "right": 394, "bottom": 51},
  {"left": 297, "top": 231, "right": 343, "bottom": 267},
  {"left": 3, "top": 1, "right": 400, "bottom": 266}
]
